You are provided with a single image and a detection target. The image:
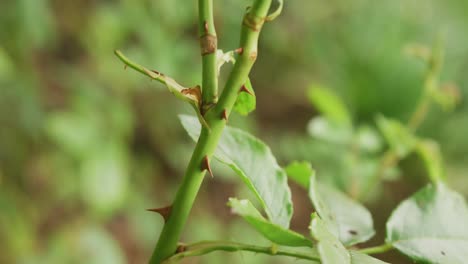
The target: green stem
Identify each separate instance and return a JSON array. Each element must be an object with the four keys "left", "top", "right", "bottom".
[
  {"left": 149, "top": 1, "right": 273, "bottom": 263},
  {"left": 359, "top": 243, "right": 393, "bottom": 255},
  {"left": 114, "top": 50, "right": 187, "bottom": 91},
  {"left": 199, "top": 0, "right": 218, "bottom": 112},
  {"left": 408, "top": 39, "right": 443, "bottom": 132},
  {"left": 208, "top": 0, "right": 271, "bottom": 119},
  {"left": 164, "top": 241, "right": 321, "bottom": 263},
  {"left": 360, "top": 40, "right": 445, "bottom": 199}
]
